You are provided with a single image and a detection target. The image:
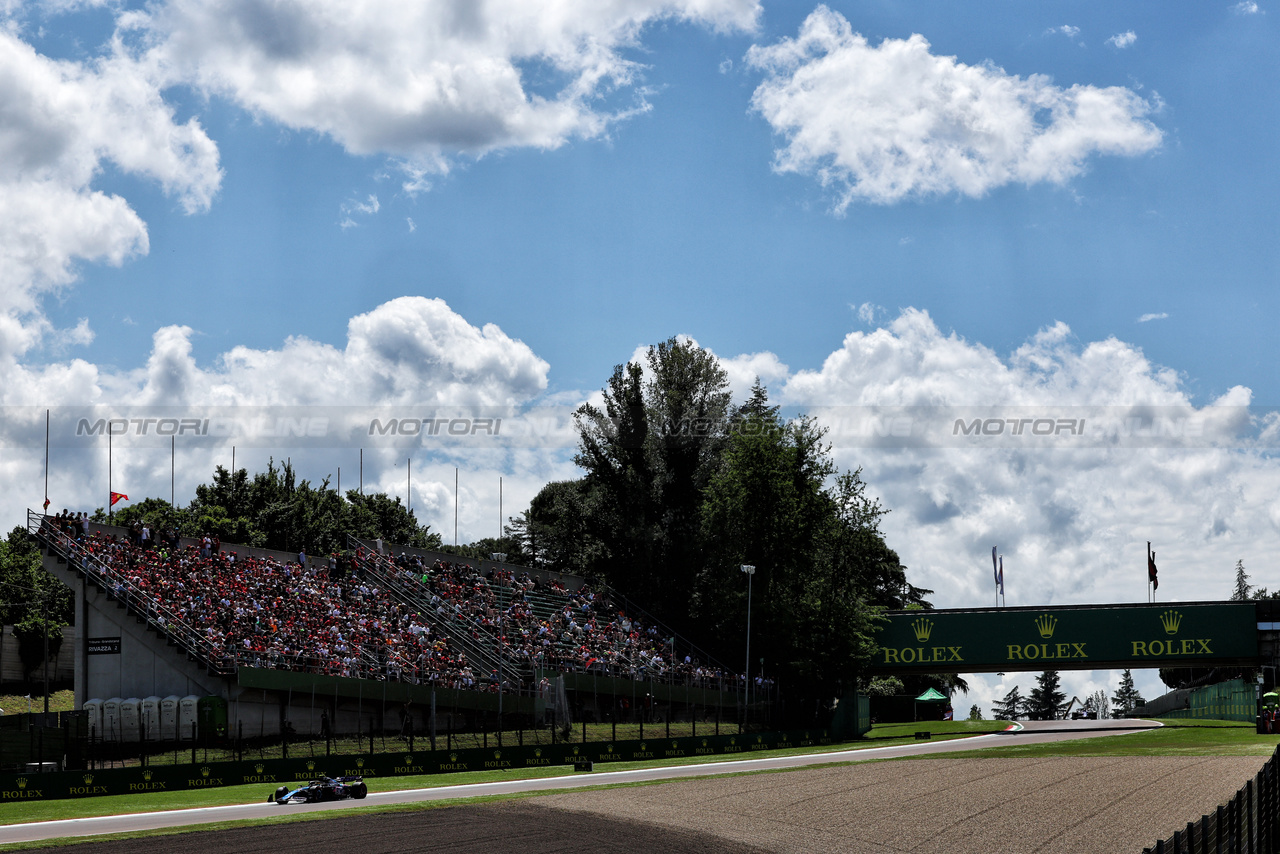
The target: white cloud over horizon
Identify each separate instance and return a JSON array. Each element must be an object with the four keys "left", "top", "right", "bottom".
[{"left": 746, "top": 6, "right": 1163, "bottom": 209}]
